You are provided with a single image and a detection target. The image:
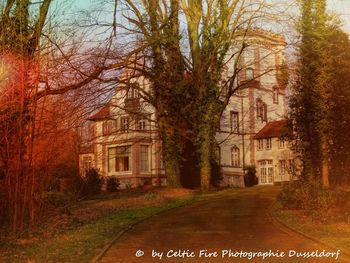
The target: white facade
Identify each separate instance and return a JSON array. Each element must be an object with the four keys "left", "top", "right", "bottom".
[
  {"left": 80, "top": 31, "right": 296, "bottom": 188},
  {"left": 255, "top": 136, "right": 297, "bottom": 184},
  {"left": 217, "top": 31, "right": 292, "bottom": 187},
  {"left": 80, "top": 73, "right": 166, "bottom": 189}
]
